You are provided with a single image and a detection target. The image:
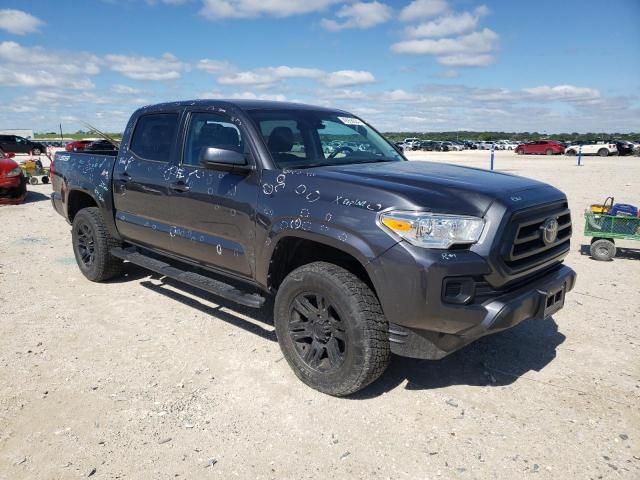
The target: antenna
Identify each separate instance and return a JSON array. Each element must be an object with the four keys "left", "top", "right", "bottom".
[{"left": 81, "top": 122, "right": 121, "bottom": 149}]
